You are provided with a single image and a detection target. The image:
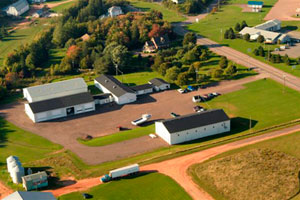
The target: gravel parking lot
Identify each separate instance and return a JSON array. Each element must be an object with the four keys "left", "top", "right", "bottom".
[{"left": 0, "top": 76, "right": 261, "bottom": 164}]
